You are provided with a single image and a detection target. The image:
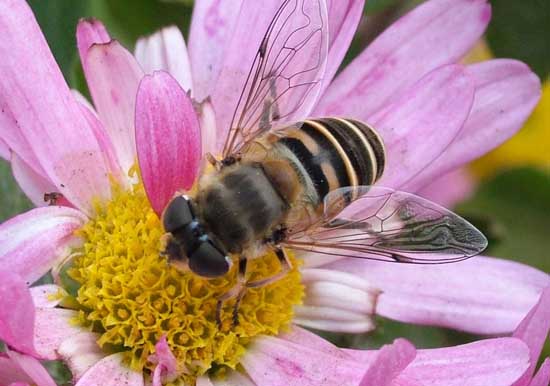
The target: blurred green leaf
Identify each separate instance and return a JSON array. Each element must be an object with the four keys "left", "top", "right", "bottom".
[
  {"left": 27, "top": 0, "right": 89, "bottom": 81},
  {"left": 457, "top": 167, "right": 550, "bottom": 272},
  {"left": 0, "top": 160, "right": 33, "bottom": 222},
  {"left": 88, "top": 0, "right": 193, "bottom": 49},
  {"left": 486, "top": 0, "right": 550, "bottom": 80},
  {"left": 364, "top": 0, "right": 402, "bottom": 14},
  {"left": 317, "top": 318, "right": 478, "bottom": 350}
]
